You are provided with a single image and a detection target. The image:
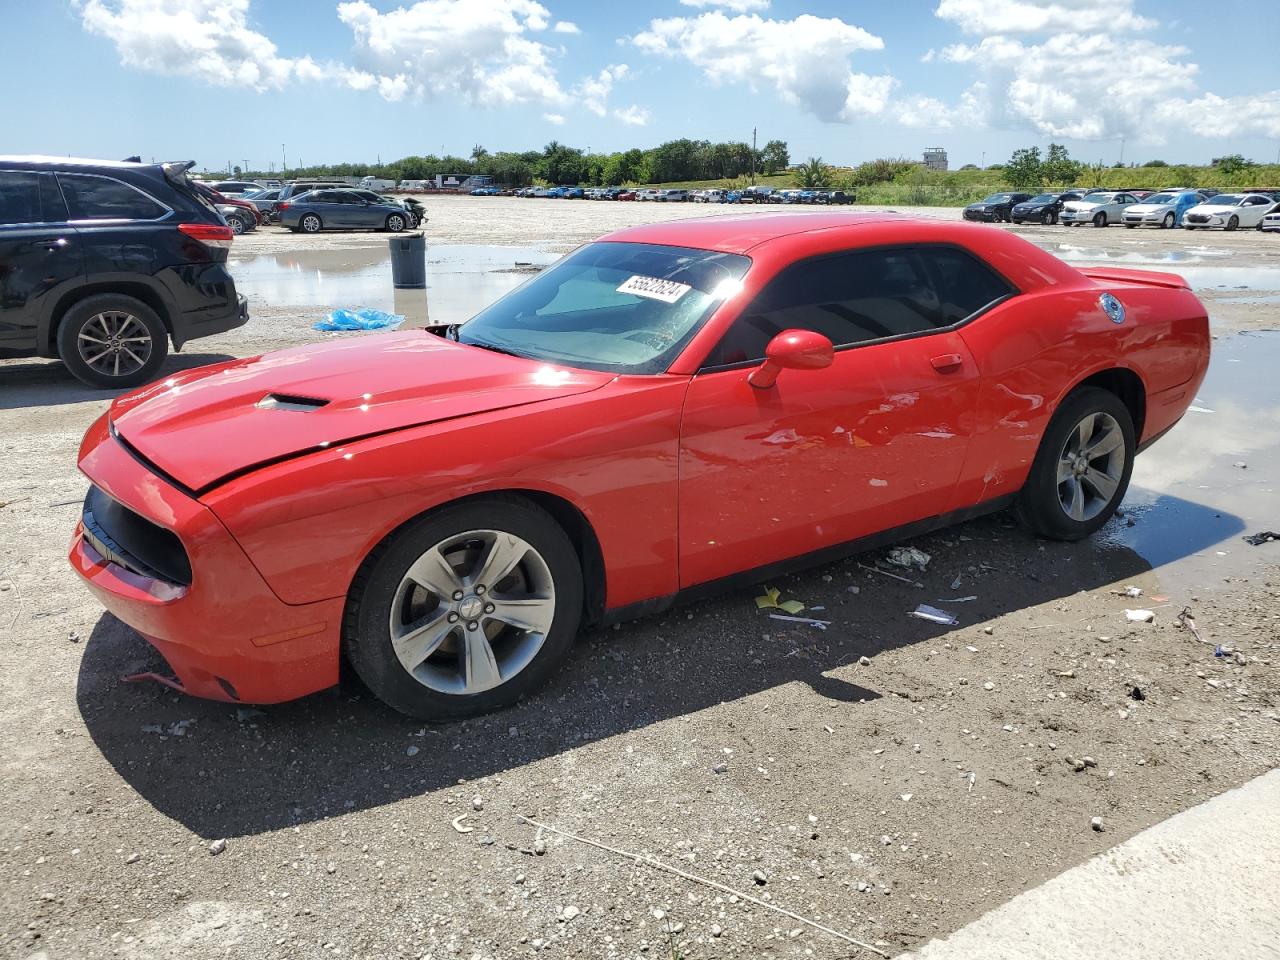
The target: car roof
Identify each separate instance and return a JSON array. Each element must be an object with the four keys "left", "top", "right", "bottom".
[
  {"left": 599, "top": 212, "right": 913, "bottom": 254},
  {"left": 0, "top": 154, "right": 178, "bottom": 173}
]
